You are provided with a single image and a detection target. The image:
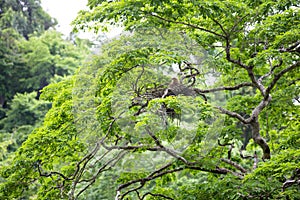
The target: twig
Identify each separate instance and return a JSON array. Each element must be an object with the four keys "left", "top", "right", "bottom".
[
  {"left": 218, "top": 140, "right": 234, "bottom": 159},
  {"left": 225, "top": 39, "right": 250, "bottom": 69},
  {"left": 76, "top": 151, "right": 128, "bottom": 199},
  {"left": 148, "top": 13, "right": 226, "bottom": 39},
  {"left": 265, "top": 61, "right": 300, "bottom": 97},
  {"left": 258, "top": 58, "right": 283, "bottom": 83},
  {"left": 117, "top": 167, "right": 184, "bottom": 199}
]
